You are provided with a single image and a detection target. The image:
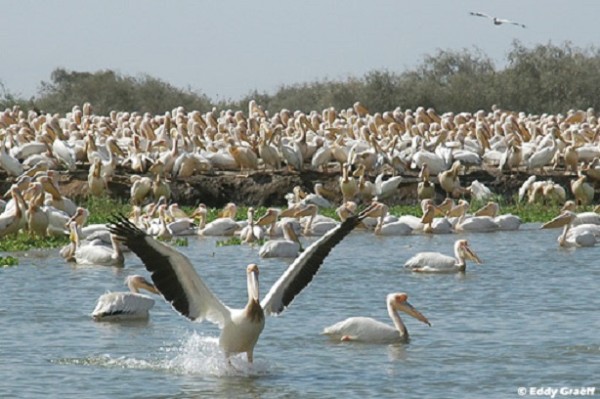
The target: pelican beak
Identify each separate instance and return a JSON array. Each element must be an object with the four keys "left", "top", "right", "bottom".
[
  {"left": 248, "top": 265, "right": 260, "bottom": 302},
  {"left": 109, "top": 140, "right": 126, "bottom": 157},
  {"left": 293, "top": 206, "right": 314, "bottom": 218},
  {"left": 540, "top": 212, "right": 571, "bottom": 229},
  {"left": 141, "top": 279, "right": 160, "bottom": 295},
  {"left": 400, "top": 301, "right": 431, "bottom": 326},
  {"left": 42, "top": 180, "right": 62, "bottom": 199},
  {"left": 463, "top": 244, "right": 482, "bottom": 264}
]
